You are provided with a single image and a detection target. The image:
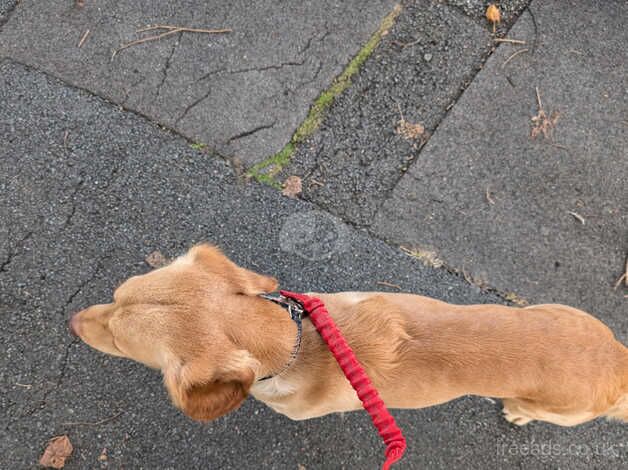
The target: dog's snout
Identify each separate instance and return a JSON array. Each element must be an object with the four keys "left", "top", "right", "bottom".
[{"left": 68, "top": 314, "right": 80, "bottom": 337}]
